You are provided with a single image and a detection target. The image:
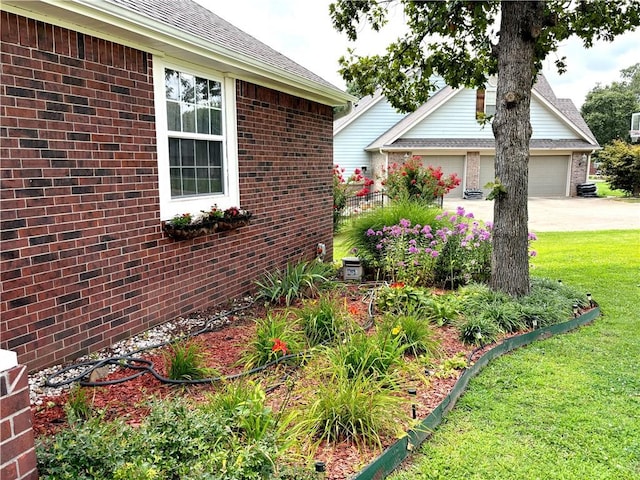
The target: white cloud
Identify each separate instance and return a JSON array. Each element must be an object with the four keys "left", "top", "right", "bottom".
[{"left": 196, "top": 0, "right": 639, "bottom": 107}]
